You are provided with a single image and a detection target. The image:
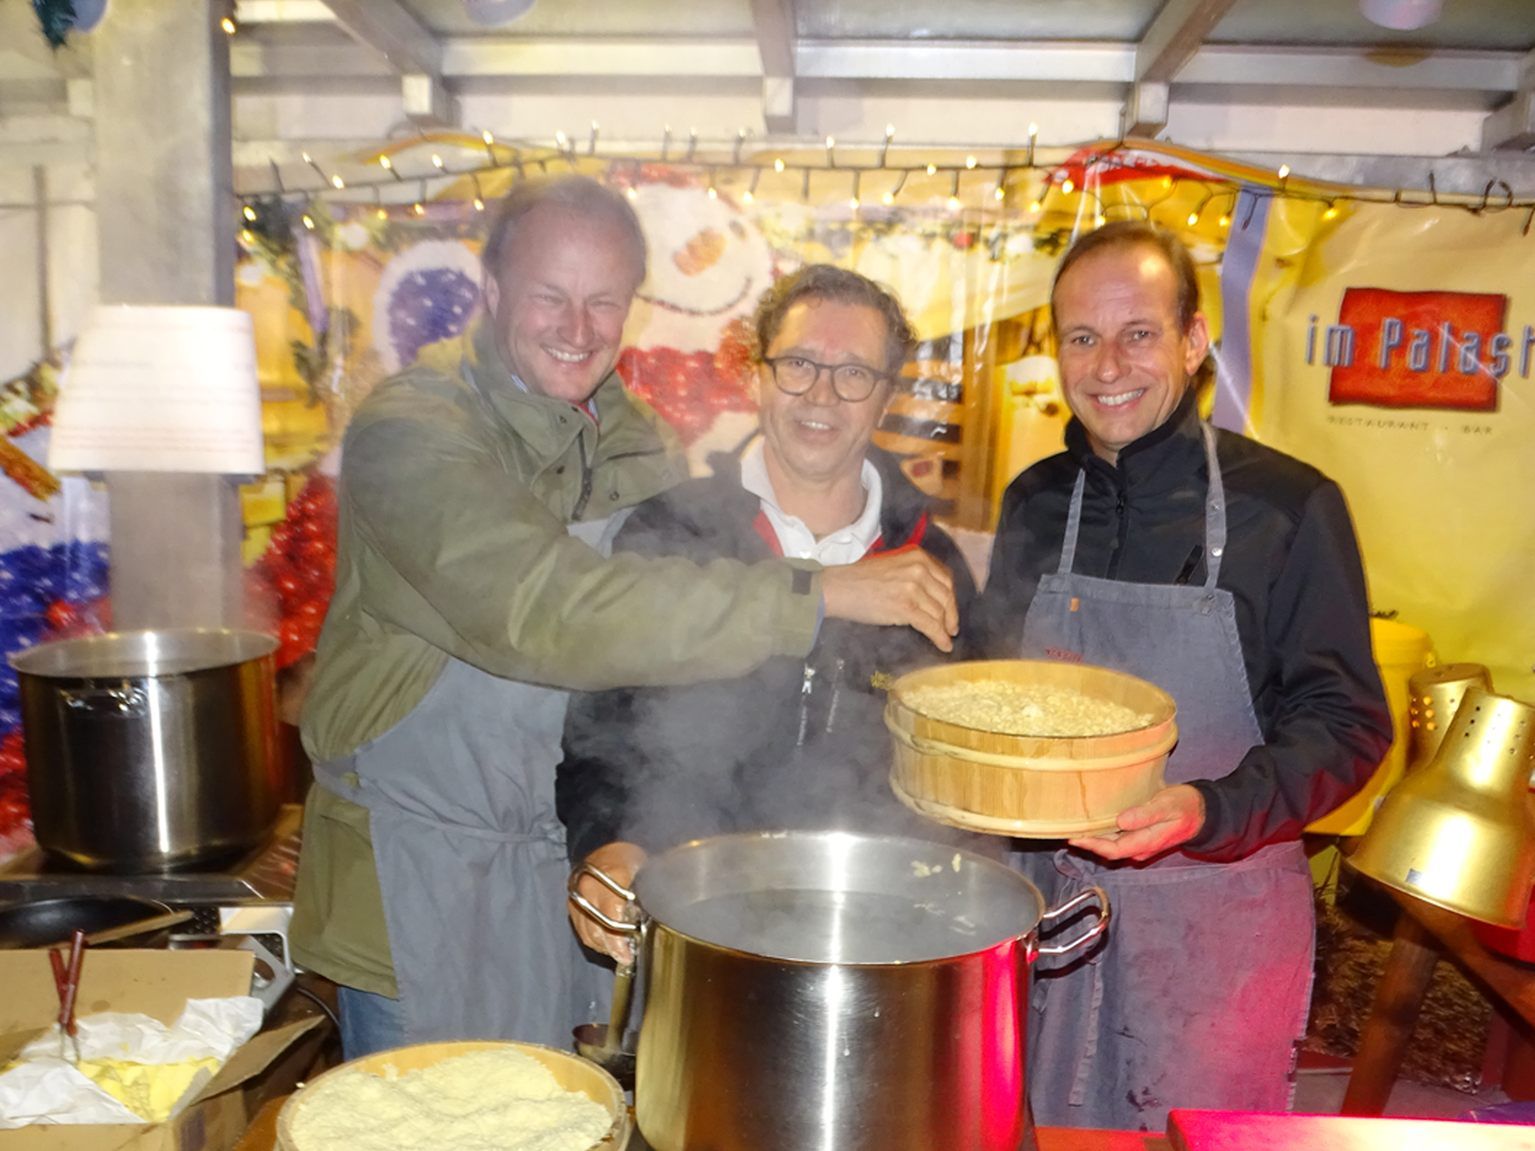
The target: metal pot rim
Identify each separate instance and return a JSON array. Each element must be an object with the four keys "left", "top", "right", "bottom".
[{"left": 9, "top": 627, "right": 278, "bottom": 678}]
